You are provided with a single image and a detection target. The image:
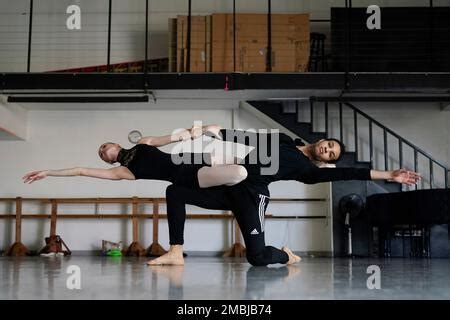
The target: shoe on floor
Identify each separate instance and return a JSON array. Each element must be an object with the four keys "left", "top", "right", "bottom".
[{"left": 40, "top": 252, "right": 56, "bottom": 257}]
